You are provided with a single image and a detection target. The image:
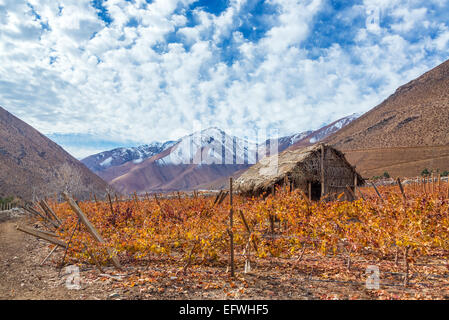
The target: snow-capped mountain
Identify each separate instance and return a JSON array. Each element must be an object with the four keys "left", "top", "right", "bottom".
[
  {"left": 81, "top": 141, "right": 176, "bottom": 173},
  {"left": 154, "top": 127, "right": 259, "bottom": 166},
  {"left": 289, "top": 113, "right": 359, "bottom": 149},
  {"left": 81, "top": 113, "right": 359, "bottom": 193}
]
